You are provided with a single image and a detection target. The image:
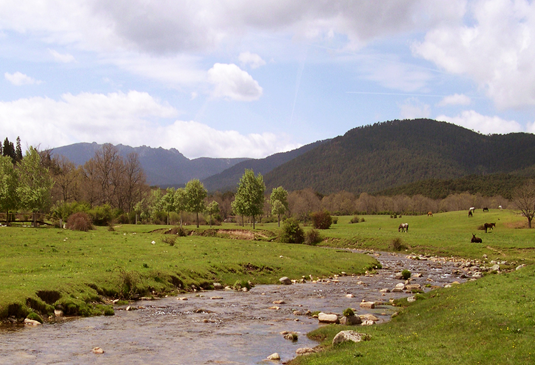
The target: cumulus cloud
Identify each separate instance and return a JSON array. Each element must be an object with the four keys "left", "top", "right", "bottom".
[
  {"left": 208, "top": 63, "right": 263, "bottom": 101},
  {"left": 437, "top": 93, "right": 471, "bottom": 106},
  {"left": 436, "top": 110, "right": 523, "bottom": 135},
  {"left": 399, "top": 98, "right": 431, "bottom": 119},
  {"left": 48, "top": 49, "right": 75, "bottom": 63},
  {"left": 5, "top": 72, "right": 42, "bottom": 86},
  {"left": 413, "top": 0, "right": 535, "bottom": 109},
  {"left": 0, "top": 91, "right": 295, "bottom": 158},
  {"left": 239, "top": 52, "right": 266, "bottom": 69}
]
